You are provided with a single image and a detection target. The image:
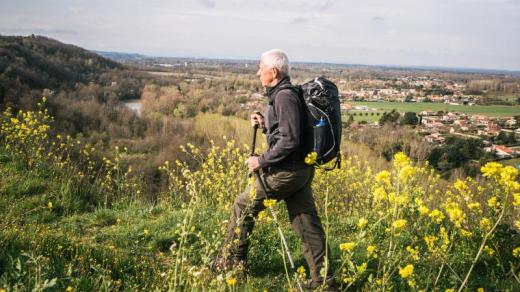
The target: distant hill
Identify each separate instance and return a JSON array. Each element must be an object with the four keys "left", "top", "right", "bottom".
[
  {"left": 0, "top": 35, "right": 122, "bottom": 105},
  {"left": 92, "top": 50, "right": 147, "bottom": 62}
]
